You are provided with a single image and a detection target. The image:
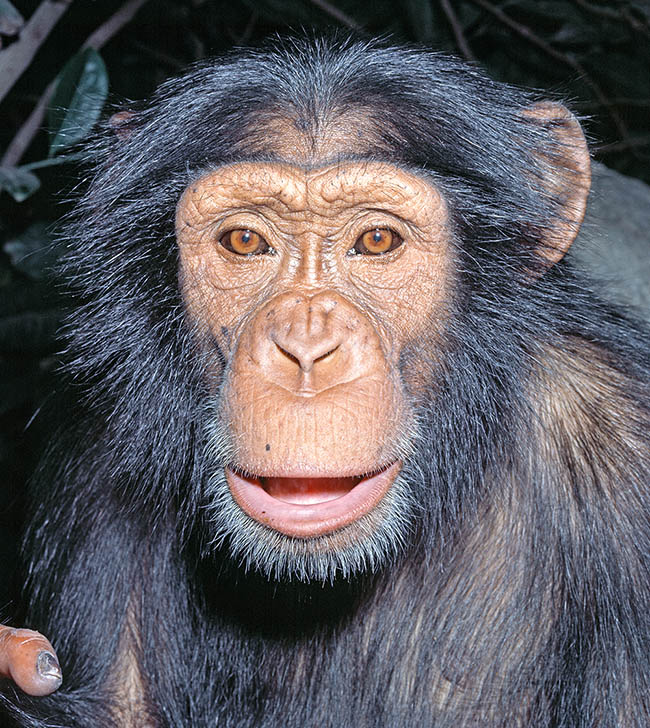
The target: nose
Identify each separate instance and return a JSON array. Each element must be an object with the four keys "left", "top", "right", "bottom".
[
  {"left": 271, "top": 293, "right": 342, "bottom": 373},
  {"left": 233, "top": 289, "right": 382, "bottom": 396}
]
